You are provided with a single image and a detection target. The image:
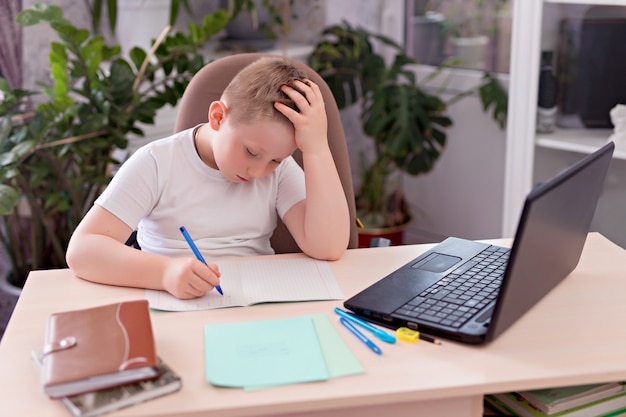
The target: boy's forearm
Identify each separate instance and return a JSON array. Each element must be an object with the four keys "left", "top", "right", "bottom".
[
  {"left": 67, "top": 235, "right": 168, "bottom": 290},
  {"left": 301, "top": 148, "right": 350, "bottom": 258}
]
